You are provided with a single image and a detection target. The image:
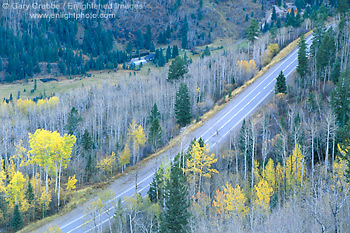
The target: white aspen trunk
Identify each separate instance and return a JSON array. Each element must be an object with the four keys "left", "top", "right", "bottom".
[
  {"left": 45, "top": 167, "right": 49, "bottom": 193},
  {"left": 55, "top": 166, "right": 58, "bottom": 195},
  {"left": 325, "top": 122, "right": 330, "bottom": 177},
  {"left": 251, "top": 122, "right": 255, "bottom": 190},
  {"left": 129, "top": 214, "right": 133, "bottom": 233},
  {"left": 58, "top": 158, "right": 63, "bottom": 210}
]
